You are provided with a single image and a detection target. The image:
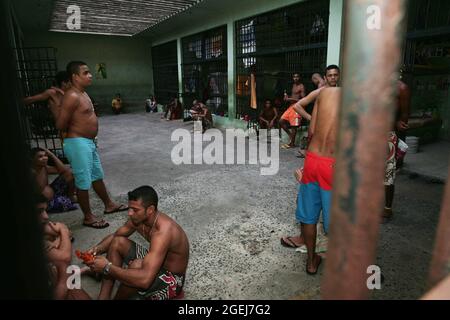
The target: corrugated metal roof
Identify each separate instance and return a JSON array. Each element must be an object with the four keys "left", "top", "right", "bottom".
[{"left": 49, "top": 0, "right": 202, "bottom": 36}]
